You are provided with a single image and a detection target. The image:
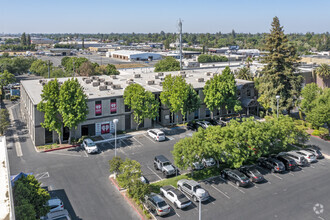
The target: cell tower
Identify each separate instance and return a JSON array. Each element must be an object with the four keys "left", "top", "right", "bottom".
[{"left": 178, "top": 19, "right": 183, "bottom": 71}]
